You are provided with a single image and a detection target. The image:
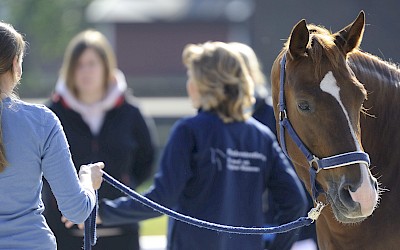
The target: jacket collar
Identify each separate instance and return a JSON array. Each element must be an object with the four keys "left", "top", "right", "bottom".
[{"left": 54, "top": 69, "right": 127, "bottom": 112}]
